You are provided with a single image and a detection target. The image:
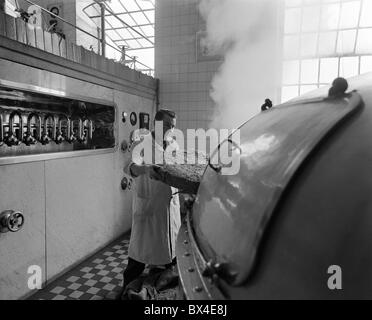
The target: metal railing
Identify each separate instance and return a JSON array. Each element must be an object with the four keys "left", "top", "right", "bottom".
[
  {"left": 5, "top": 0, "right": 153, "bottom": 76},
  {"left": 83, "top": 0, "right": 154, "bottom": 75}
]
